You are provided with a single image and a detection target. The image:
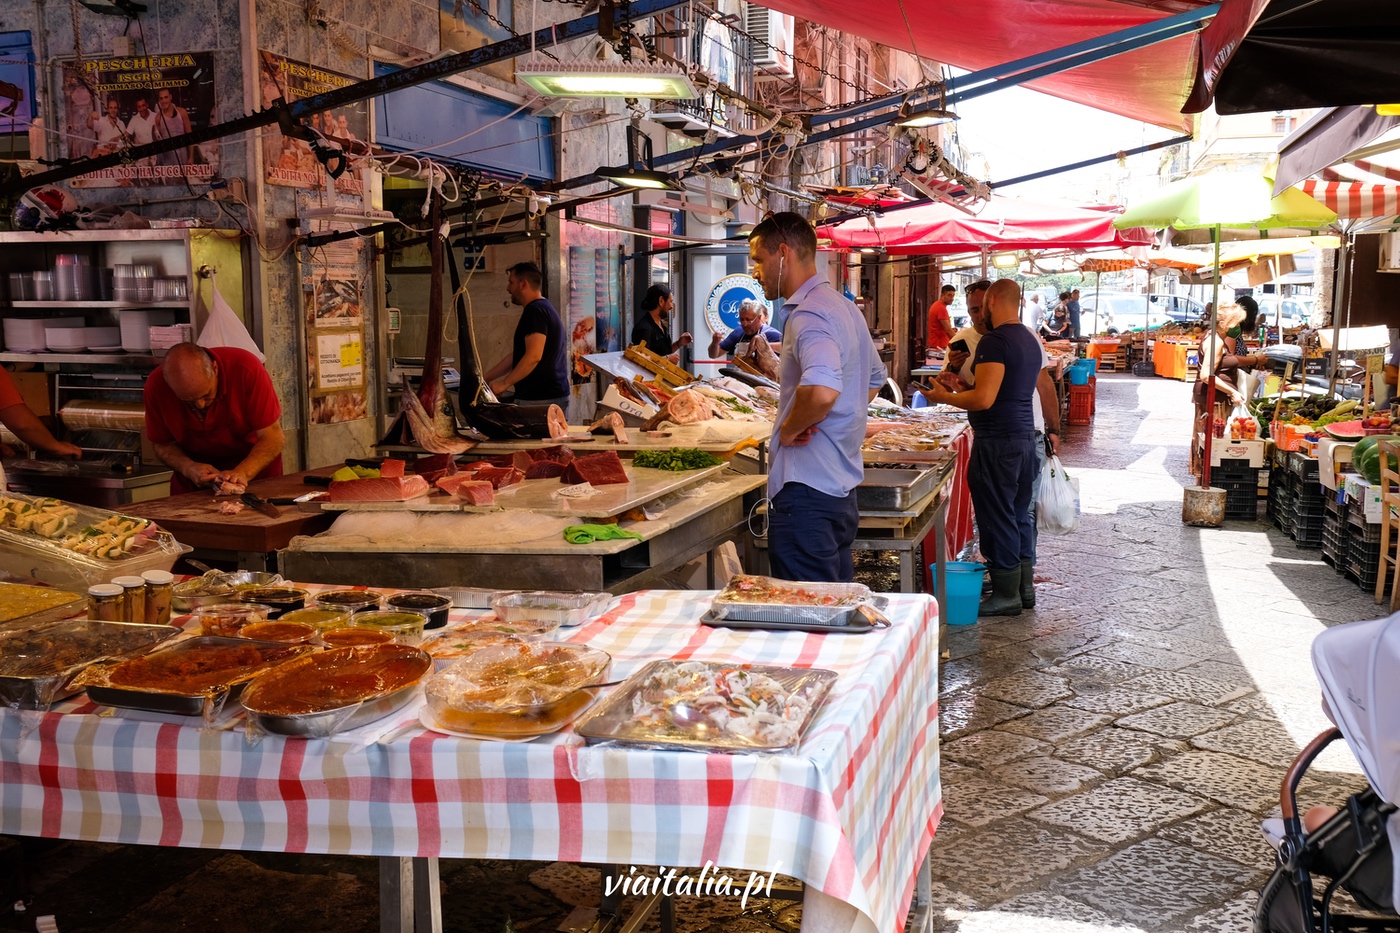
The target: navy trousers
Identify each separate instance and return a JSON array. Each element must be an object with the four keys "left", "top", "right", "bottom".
[
  {"left": 768, "top": 482, "right": 860, "bottom": 583},
  {"left": 967, "top": 431, "right": 1037, "bottom": 571}
]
